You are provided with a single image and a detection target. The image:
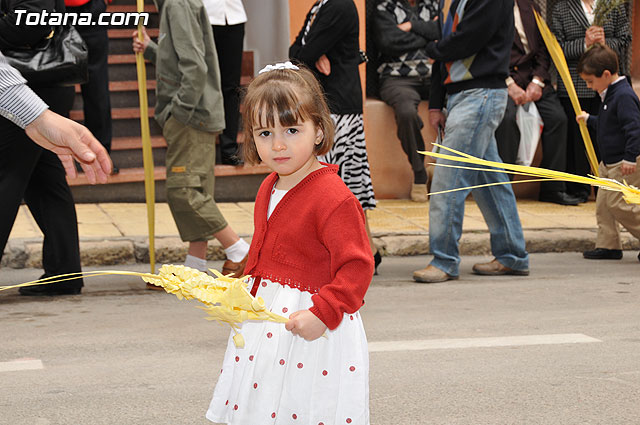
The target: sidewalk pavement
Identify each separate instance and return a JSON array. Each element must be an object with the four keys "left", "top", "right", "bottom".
[{"left": 2, "top": 199, "right": 639, "bottom": 269}]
